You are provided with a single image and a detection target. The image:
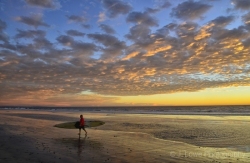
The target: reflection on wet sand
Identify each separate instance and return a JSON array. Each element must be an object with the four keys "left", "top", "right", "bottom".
[
  {"left": 54, "top": 135, "right": 104, "bottom": 161},
  {"left": 77, "top": 134, "right": 87, "bottom": 156}
]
